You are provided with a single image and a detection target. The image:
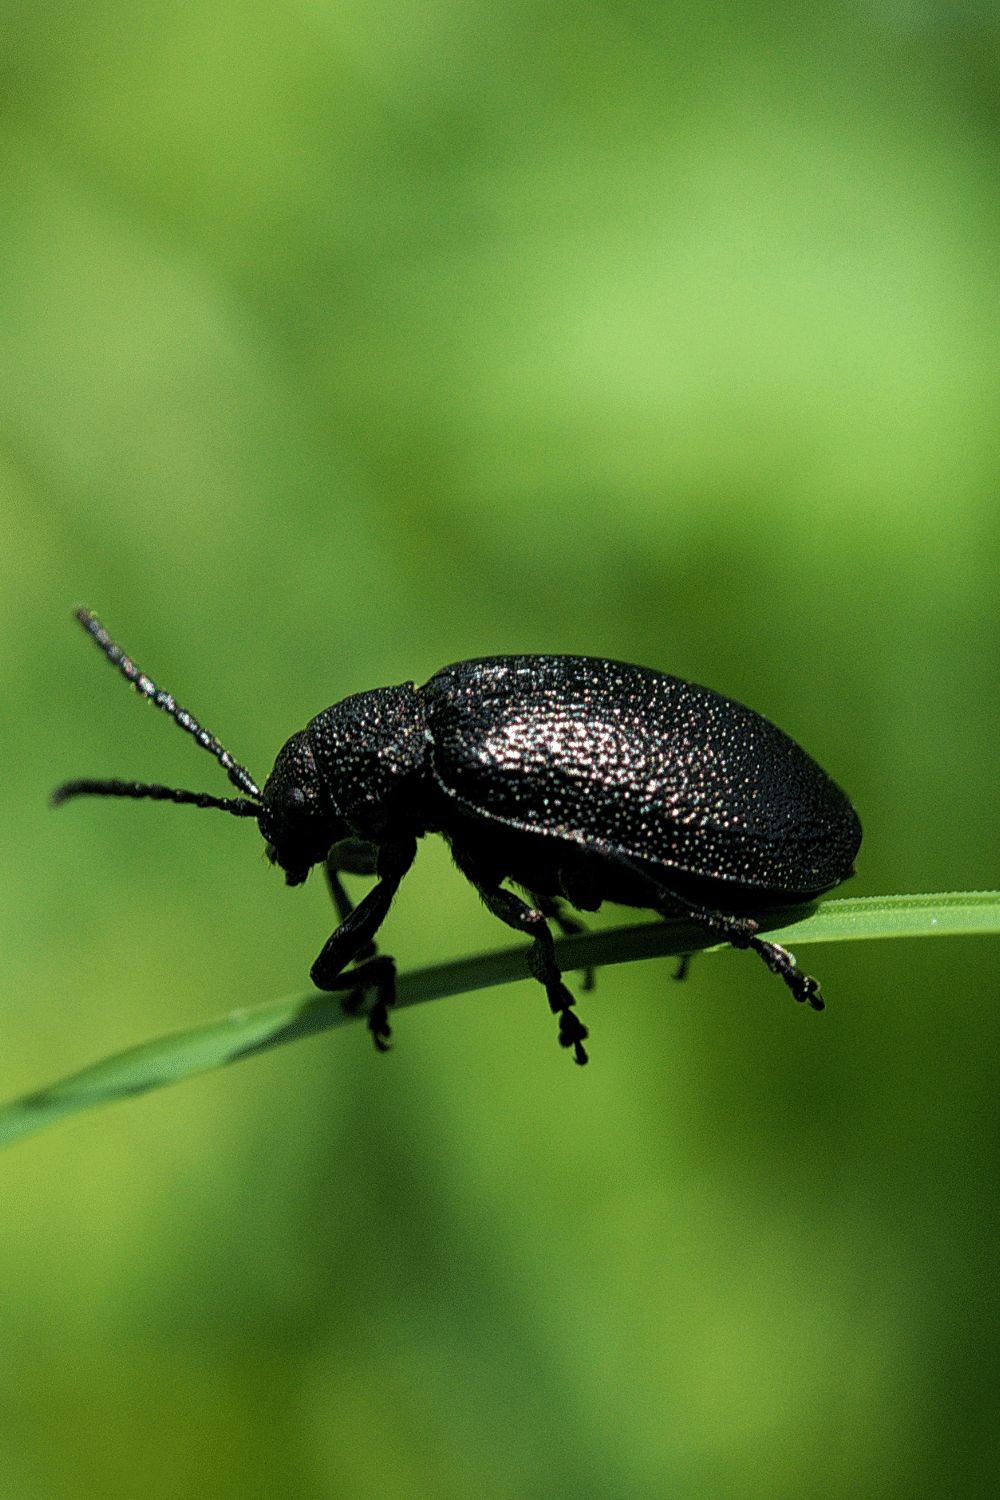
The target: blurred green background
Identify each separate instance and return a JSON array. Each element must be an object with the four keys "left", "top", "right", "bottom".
[{"left": 2, "top": 2, "right": 999, "bottom": 1496}]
